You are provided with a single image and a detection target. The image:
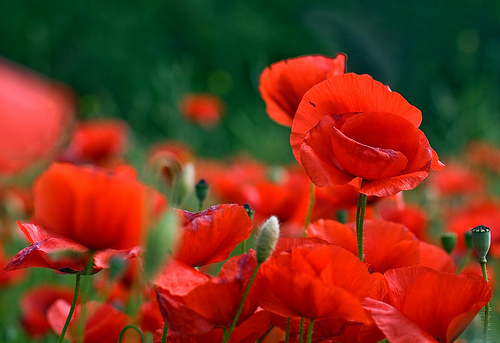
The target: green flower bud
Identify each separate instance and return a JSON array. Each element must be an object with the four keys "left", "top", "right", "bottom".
[
  {"left": 464, "top": 230, "right": 473, "bottom": 250},
  {"left": 244, "top": 203, "right": 254, "bottom": 220},
  {"left": 195, "top": 179, "right": 209, "bottom": 203},
  {"left": 256, "top": 216, "right": 280, "bottom": 263},
  {"left": 471, "top": 225, "right": 491, "bottom": 263},
  {"left": 440, "top": 232, "right": 457, "bottom": 255}
]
